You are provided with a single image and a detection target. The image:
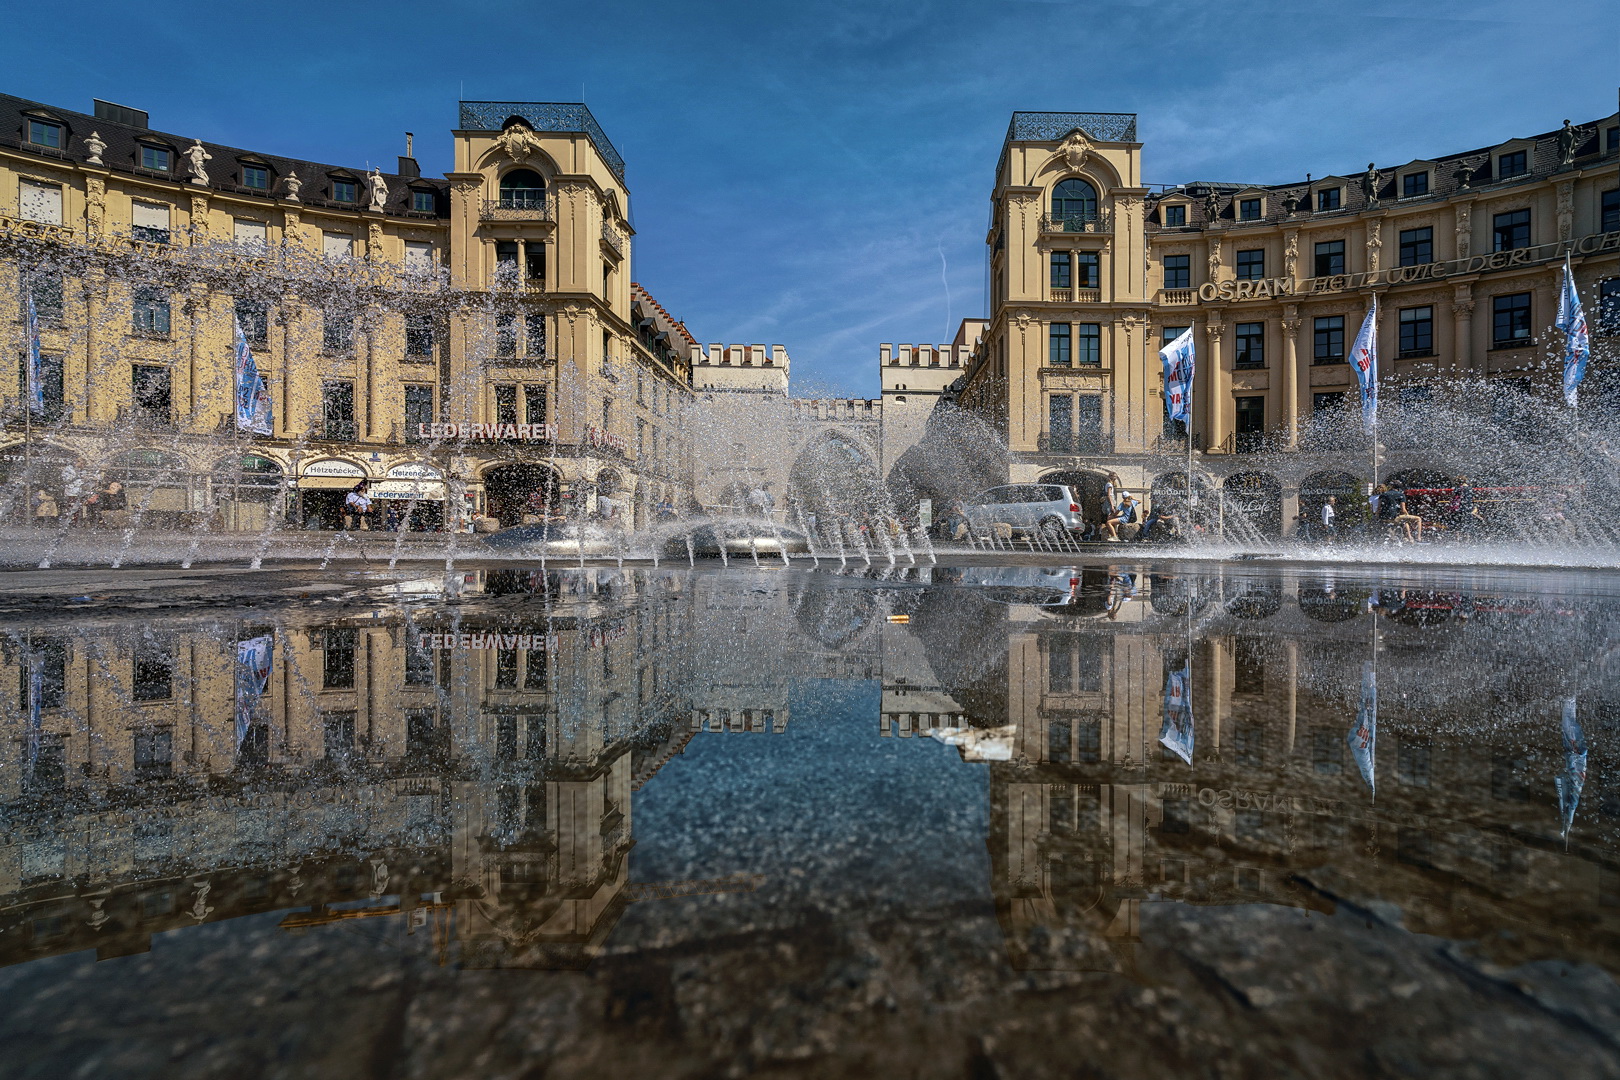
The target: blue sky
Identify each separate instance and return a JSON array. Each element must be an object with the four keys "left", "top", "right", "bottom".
[{"left": 9, "top": 0, "right": 1616, "bottom": 395}]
